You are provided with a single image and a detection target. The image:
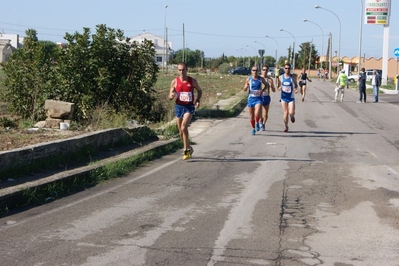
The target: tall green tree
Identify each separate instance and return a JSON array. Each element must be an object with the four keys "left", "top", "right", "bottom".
[
  {"left": 2, "top": 29, "right": 60, "bottom": 120},
  {"left": 297, "top": 42, "right": 318, "bottom": 69}
]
